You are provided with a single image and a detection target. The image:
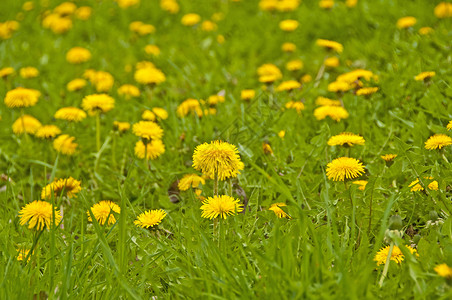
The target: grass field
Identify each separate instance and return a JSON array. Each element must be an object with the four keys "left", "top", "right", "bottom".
[{"left": 1, "top": 0, "right": 452, "bottom": 299}]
